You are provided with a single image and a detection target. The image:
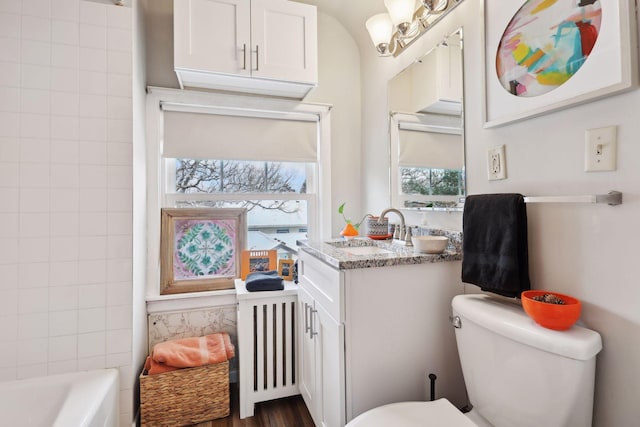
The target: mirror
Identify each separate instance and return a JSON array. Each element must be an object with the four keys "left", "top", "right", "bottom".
[{"left": 388, "top": 28, "right": 465, "bottom": 211}]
